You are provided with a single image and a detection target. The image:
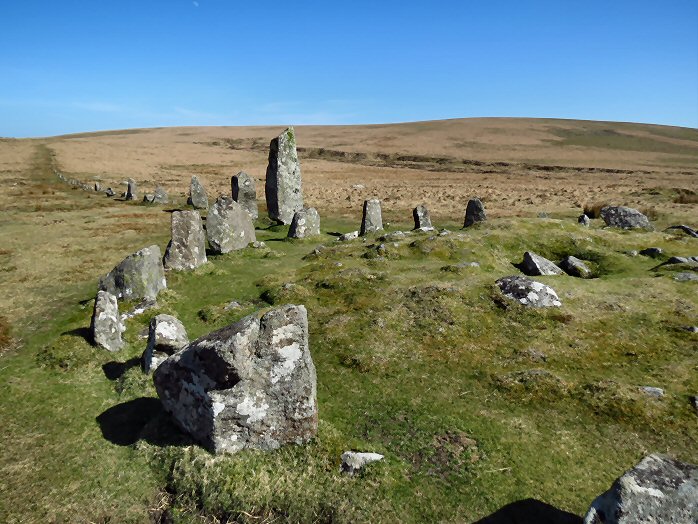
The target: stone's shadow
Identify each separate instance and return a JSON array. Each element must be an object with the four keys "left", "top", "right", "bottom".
[
  {"left": 102, "top": 356, "right": 141, "bottom": 380},
  {"left": 326, "top": 231, "right": 342, "bottom": 237},
  {"left": 511, "top": 261, "right": 526, "bottom": 273},
  {"left": 96, "top": 396, "right": 192, "bottom": 447},
  {"left": 472, "top": 499, "right": 582, "bottom": 524},
  {"left": 62, "top": 326, "right": 91, "bottom": 342}
]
